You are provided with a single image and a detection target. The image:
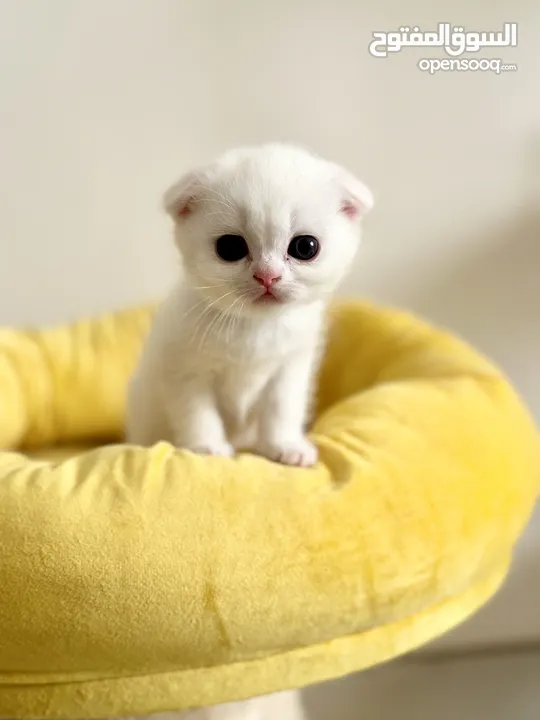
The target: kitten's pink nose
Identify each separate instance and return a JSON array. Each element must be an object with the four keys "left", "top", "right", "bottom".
[{"left": 253, "top": 270, "right": 282, "bottom": 288}]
